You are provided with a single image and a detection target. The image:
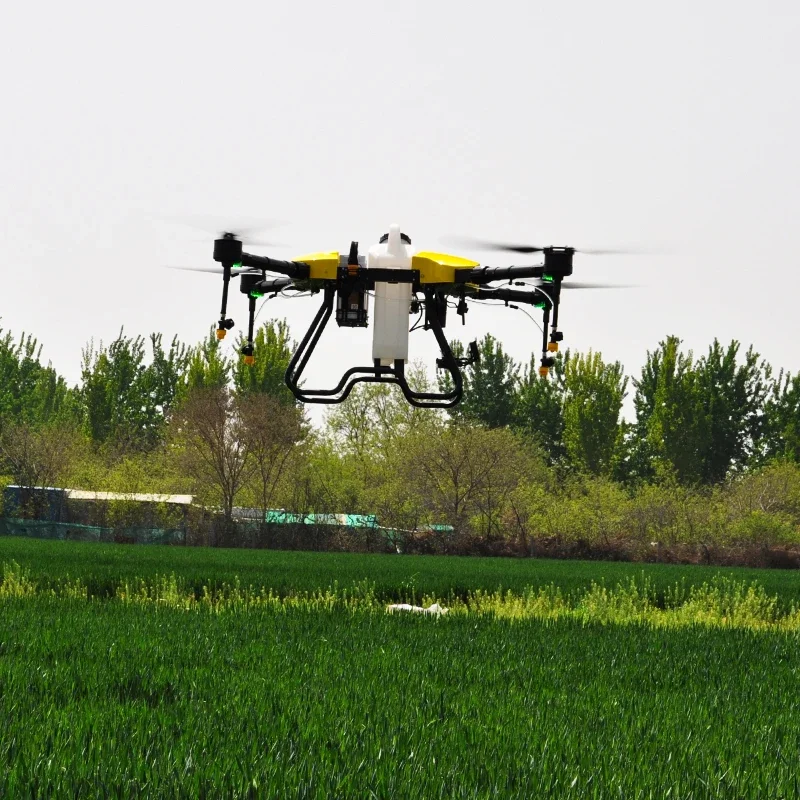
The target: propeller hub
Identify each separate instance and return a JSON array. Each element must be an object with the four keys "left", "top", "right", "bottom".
[
  {"left": 214, "top": 235, "right": 243, "bottom": 264},
  {"left": 542, "top": 248, "right": 574, "bottom": 277}
]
